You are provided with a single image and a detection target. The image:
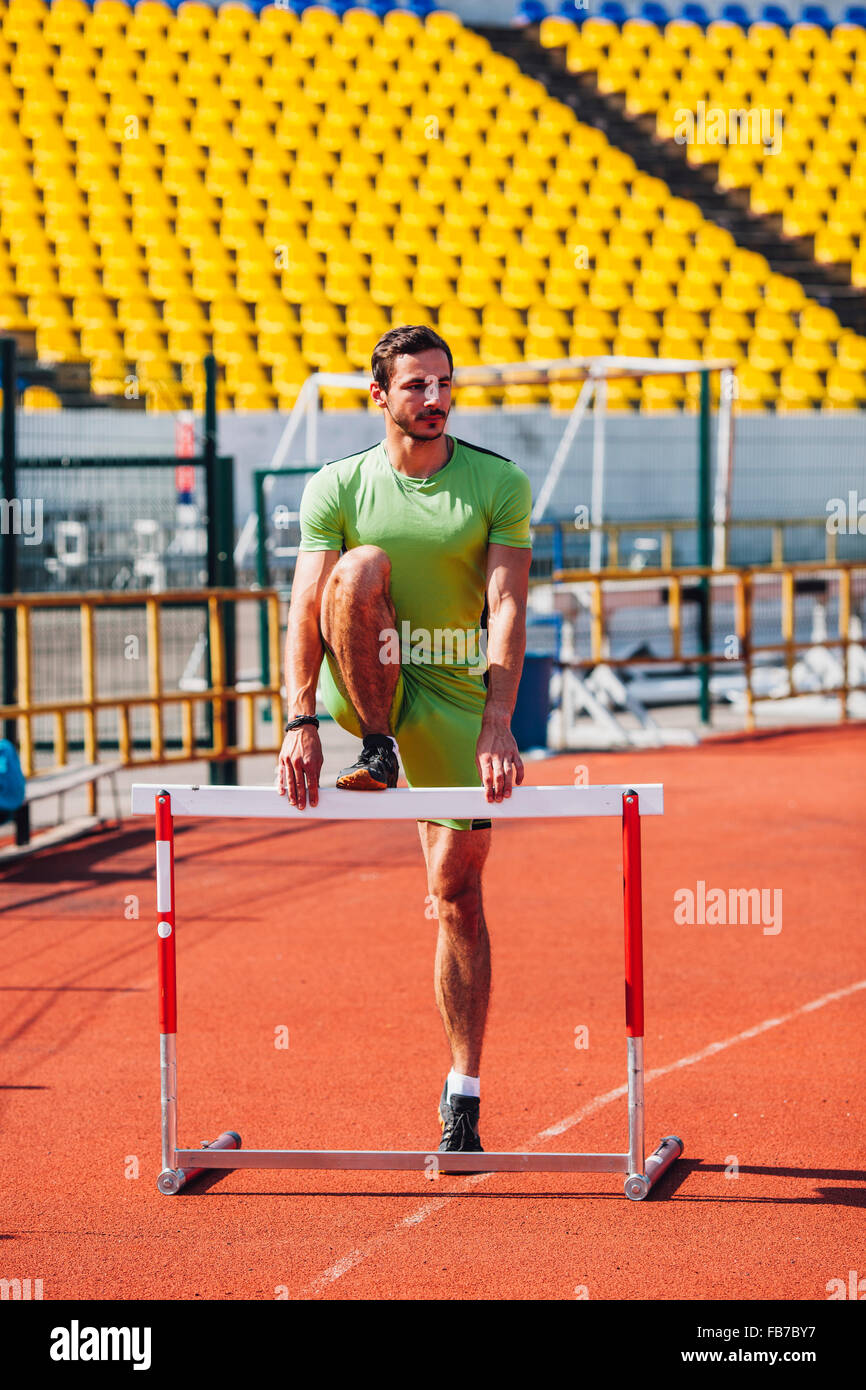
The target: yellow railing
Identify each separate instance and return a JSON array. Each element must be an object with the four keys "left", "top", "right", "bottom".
[
  {"left": 549, "top": 560, "right": 866, "bottom": 730},
  {"left": 2, "top": 565, "right": 863, "bottom": 794},
  {"left": 0, "top": 589, "right": 285, "bottom": 805},
  {"left": 533, "top": 517, "right": 846, "bottom": 571}
]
